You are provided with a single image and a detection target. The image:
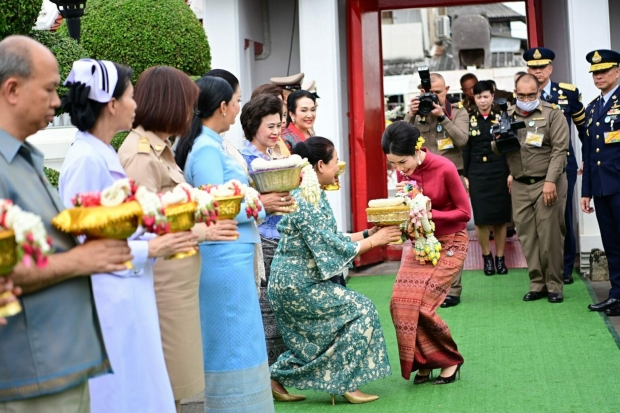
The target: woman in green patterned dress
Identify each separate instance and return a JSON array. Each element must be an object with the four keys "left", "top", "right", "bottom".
[{"left": 268, "top": 137, "right": 402, "bottom": 405}]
